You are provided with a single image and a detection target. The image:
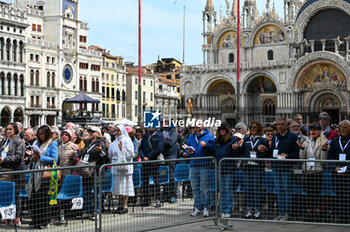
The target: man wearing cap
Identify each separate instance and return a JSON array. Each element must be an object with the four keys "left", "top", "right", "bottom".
[
  {"left": 186, "top": 120, "right": 215, "bottom": 217},
  {"left": 299, "top": 123, "right": 328, "bottom": 220},
  {"left": 80, "top": 126, "right": 108, "bottom": 218},
  {"left": 162, "top": 124, "right": 178, "bottom": 203},
  {"left": 58, "top": 129, "right": 79, "bottom": 176},
  {"left": 319, "top": 112, "right": 338, "bottom": 141}
]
